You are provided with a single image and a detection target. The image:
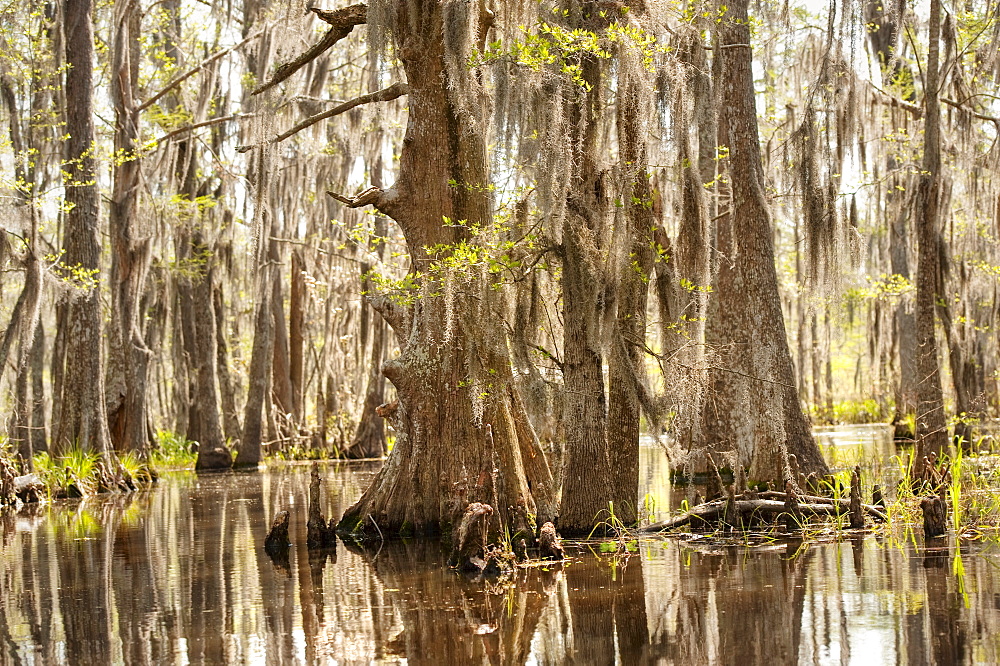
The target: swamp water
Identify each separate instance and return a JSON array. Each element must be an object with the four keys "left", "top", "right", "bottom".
[{"left": 2, "top": 429, "right": 999, "bottom": 665}]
